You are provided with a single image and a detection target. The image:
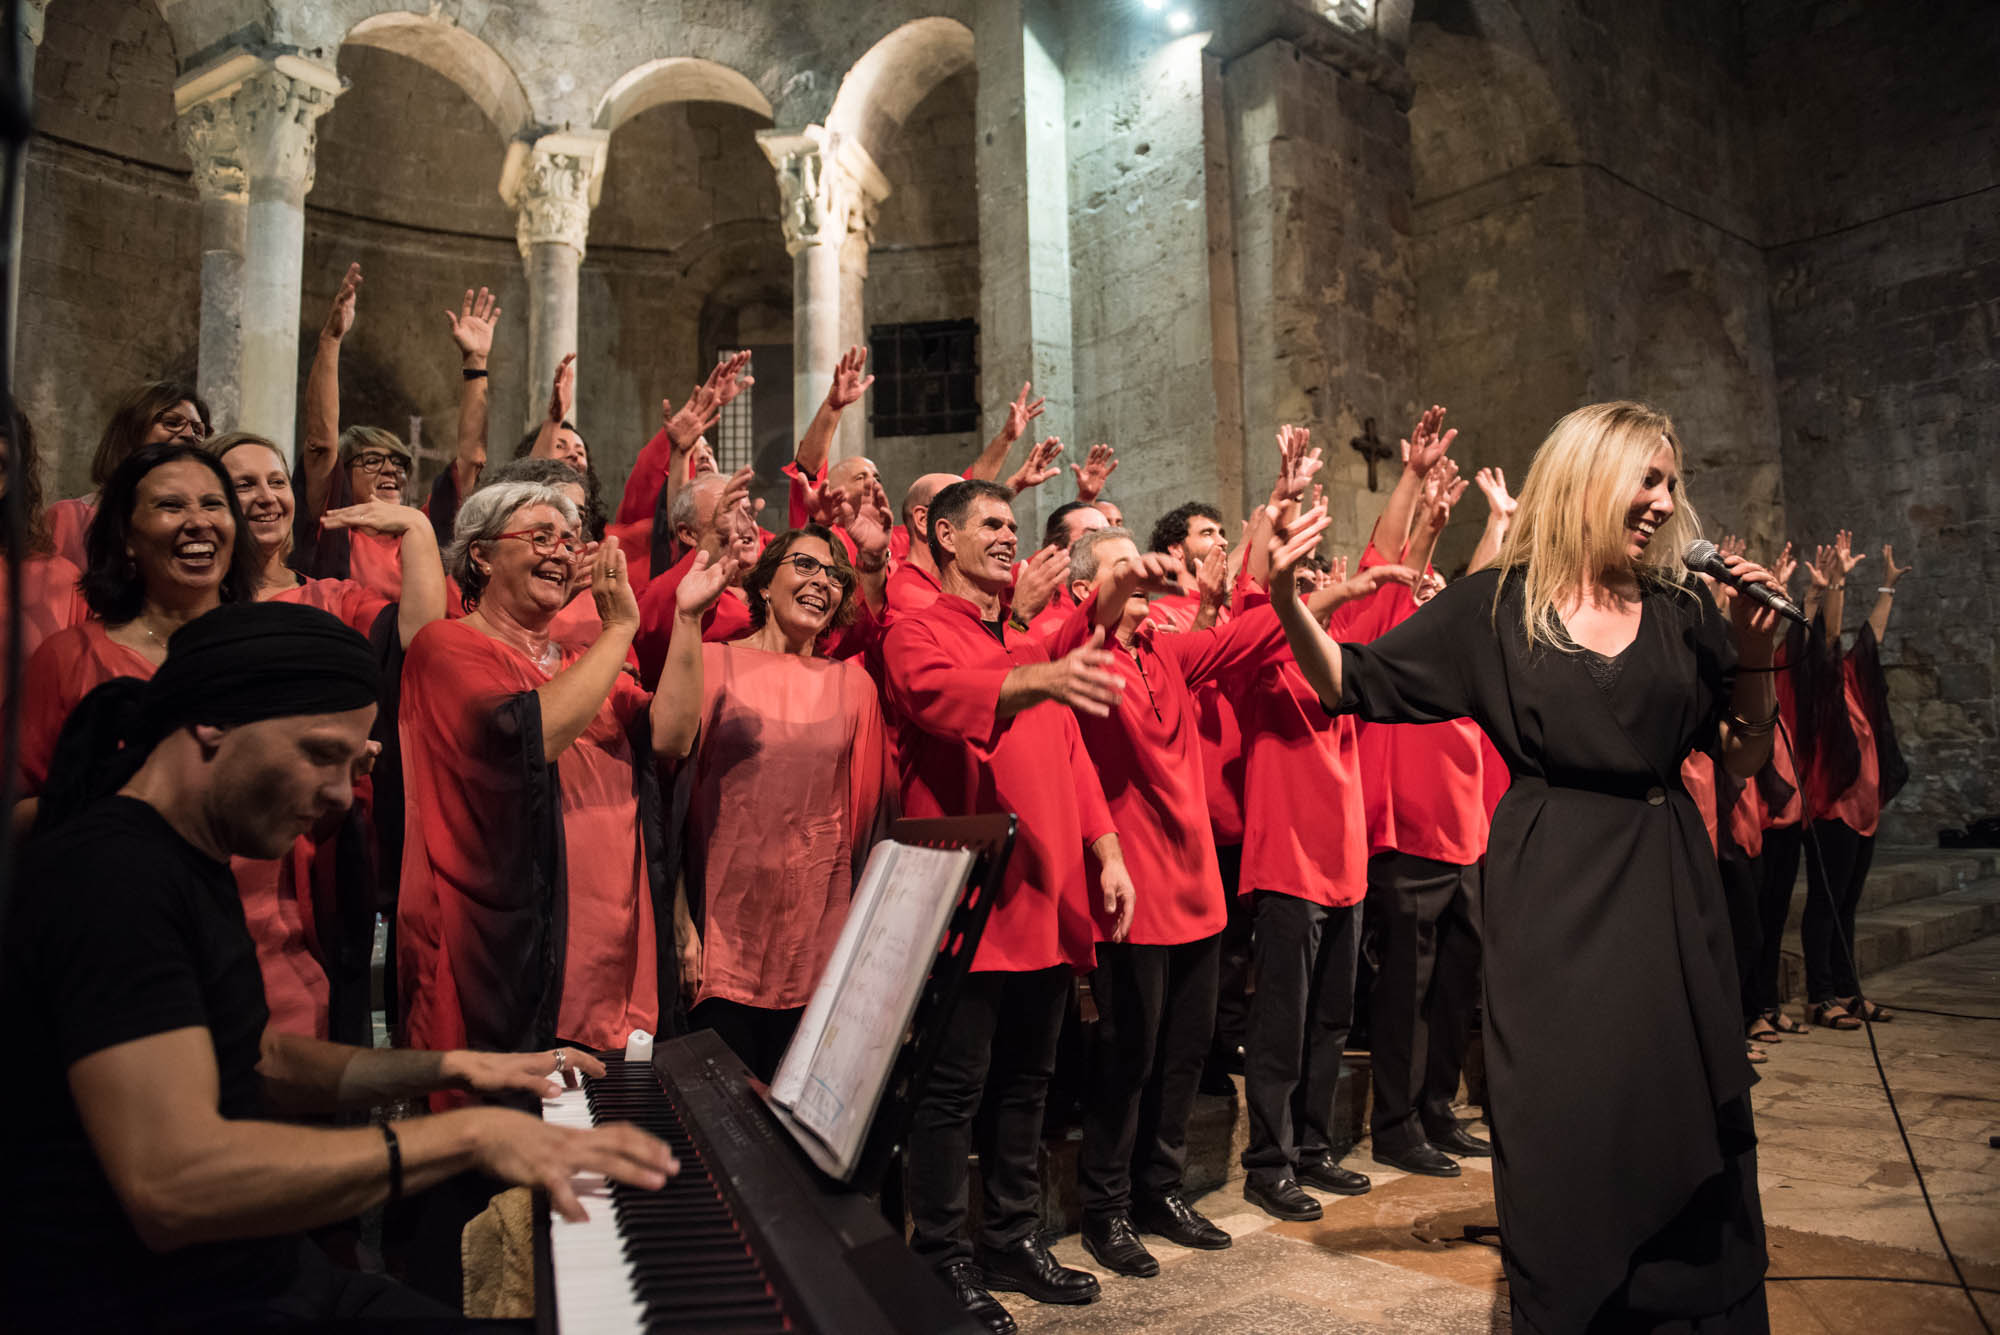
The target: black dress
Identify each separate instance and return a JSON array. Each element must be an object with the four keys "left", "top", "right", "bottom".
[{"left": 1336, "top": 569, "right": 1768, "bottom": 1335}]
